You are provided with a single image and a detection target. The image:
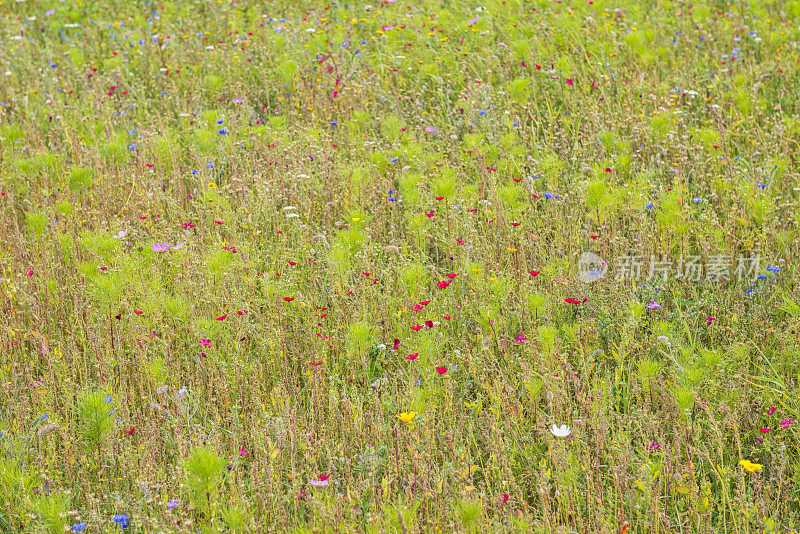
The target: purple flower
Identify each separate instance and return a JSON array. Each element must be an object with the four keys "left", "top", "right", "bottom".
[
  {"left": 173, "top": 242, "right": 185, "bottom": 250},
  {"left": 46, "top": 9, "right": 55, "bottom": 16},
  {"left": 151, "top": 242, "right": 171, "bottom": 253},
  {"left": 645, "top": 301, "right": 662, "bottom": 310},
  {"left": 166, "top": 498, "right": 180, "bottom": 509},
  {"left": 425, "top": 127, "right": 436, "bottom": 133},
  {"left": 308, "top": 479, "right": 330, "bottom": 487},
  {"left": 232, "top": 98, "right": 243, "bottom": 103},
  {"left": 513, "top": 334, "right": 527, "bottom": 343},
  {"left": 113, "top": 230, "right": 127, "bottom": 239}
]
